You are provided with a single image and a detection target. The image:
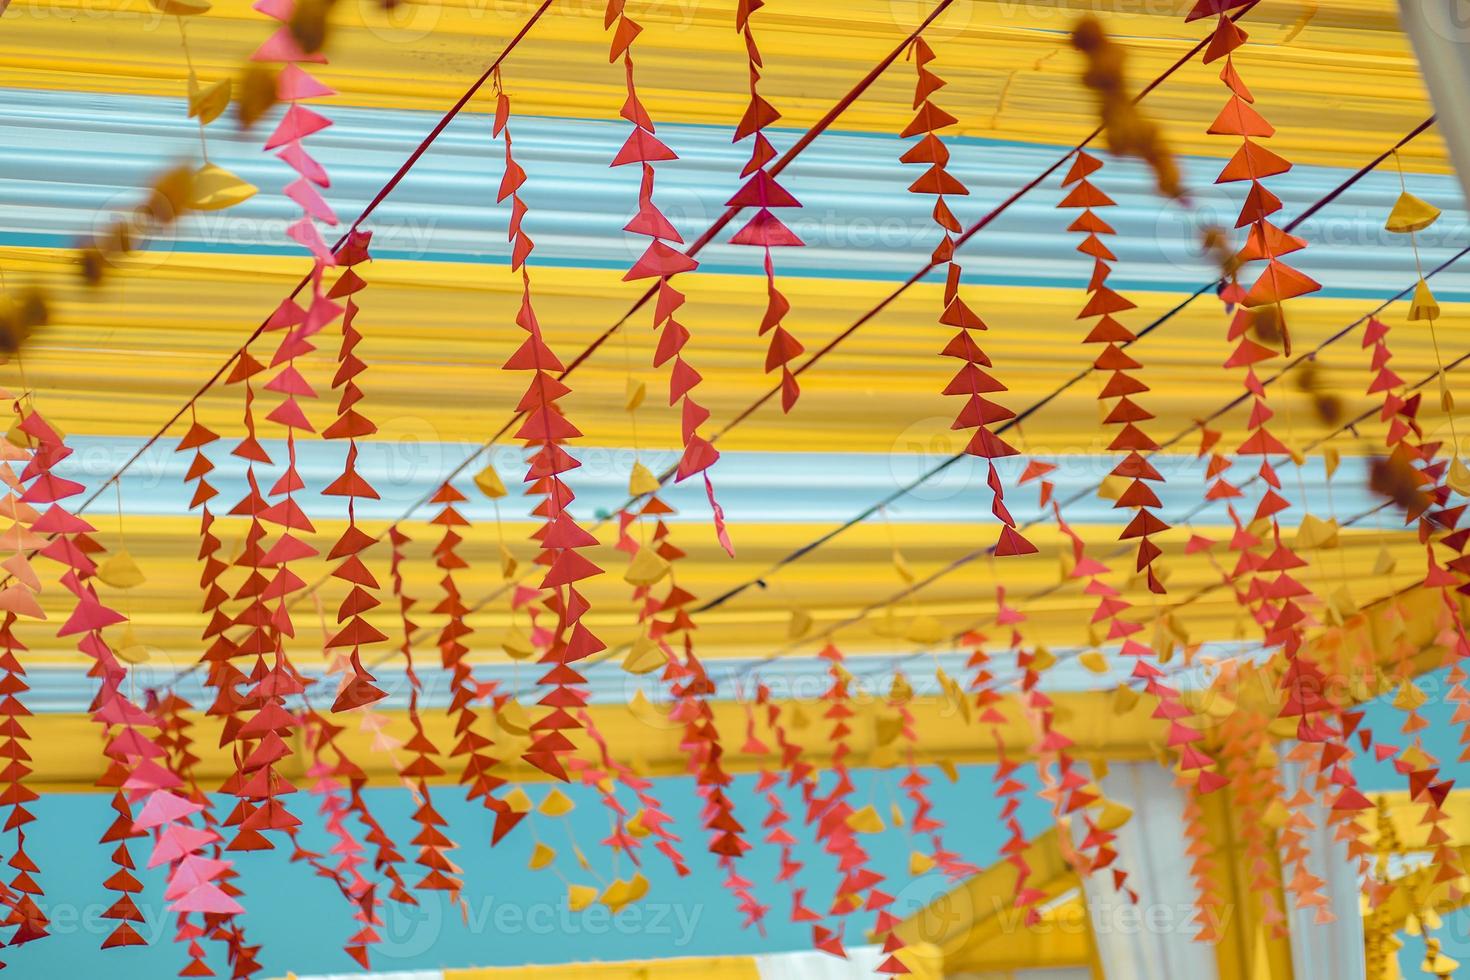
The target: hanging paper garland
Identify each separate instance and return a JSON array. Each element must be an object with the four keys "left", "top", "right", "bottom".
[
  {"left": 799, "top": 643, "right": 904, "bottom": 967},
  {"left": 1192, "top": 3, "right": 1342, "bottom": 754},
  {"left": 577, "top": 708, "right": 689, "bottom": 877},
  {"left": 488, "top": 76, "right": 606, "bottom": 790},
  {"left": 888, "top": 676, "right": 978, "bottom": 882},
  {"left": 319, "top": 232, "right": 389, "bottom": 712},
  {"left": 1057, "top": 151, "right": 1169, "bottom": 592},
  {"left": 1050, "top": 502, "right": 1222, "bottom": 797},
  {"left": 730, "top": 0, "right": 806, "bottom": 412},
  {"left": 752, "top": 683, "right": 830, "bottom": 939},
  {"left": 605, "top": 0, "right": 732, "bottom": 553},
  {"left": 385, "top": 526, "right": 462, "bottom": 897},
  {"left": 902, "top": 38, "right": 1034, "bottom": 558}
]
